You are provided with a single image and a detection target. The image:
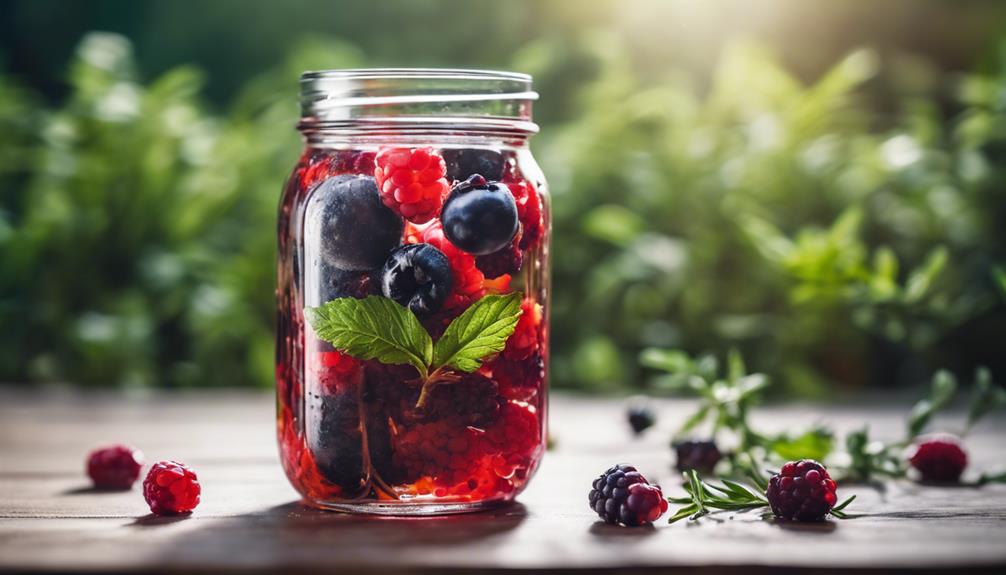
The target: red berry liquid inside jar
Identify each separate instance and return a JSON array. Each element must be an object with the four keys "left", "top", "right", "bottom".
[{"left": 276, "top": 69, "right": 549, "bottom": 514}]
